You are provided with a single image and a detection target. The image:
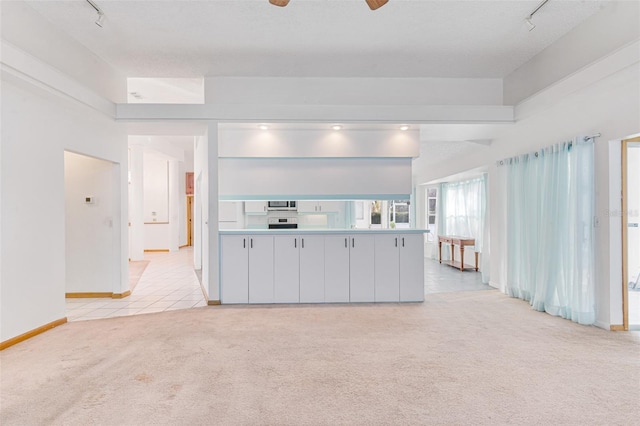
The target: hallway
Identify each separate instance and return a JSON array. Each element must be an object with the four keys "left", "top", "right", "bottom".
[{"left": 65, "top": 247, "right": 205, "bottom": 321}]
